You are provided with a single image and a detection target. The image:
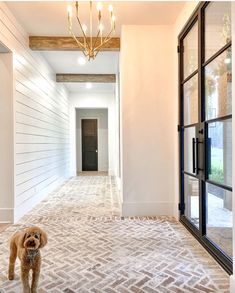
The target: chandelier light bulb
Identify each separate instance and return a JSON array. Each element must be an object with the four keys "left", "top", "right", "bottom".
[
  {"left": 99, "top": 24, "right": 104, "bottom": 31},
  {"left": 67, "top": 5, "right": 73, "bottom": 17},
  {"left": 97, "top": 2, "right": 103, "bottom": 11},
  {"left": 108, "top": 5, "right": 113, "bottom": 13},
  {"left": 82, "top": 24, "right": 87, "bottom": 32}
]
